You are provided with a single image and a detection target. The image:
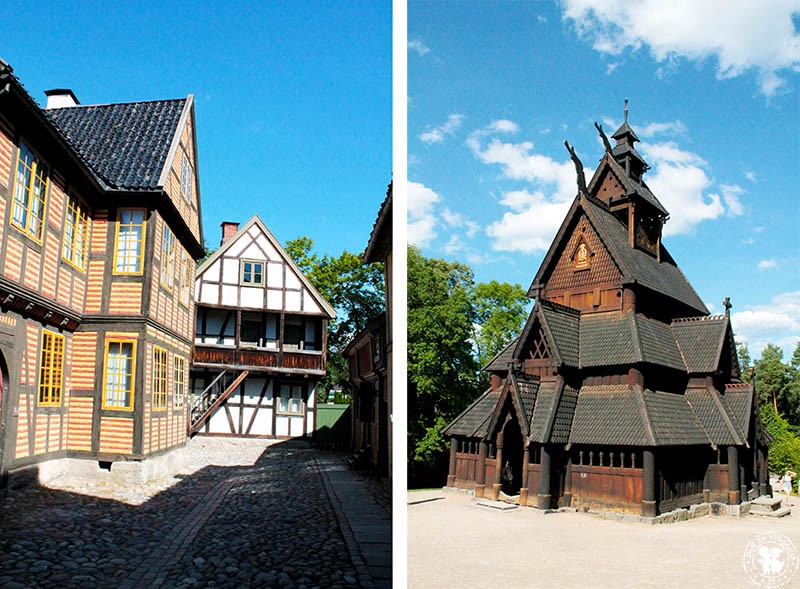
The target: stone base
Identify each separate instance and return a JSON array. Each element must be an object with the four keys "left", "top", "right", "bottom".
[{"left": 7, "top": 446, "right": 188, "bottom": 489}]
